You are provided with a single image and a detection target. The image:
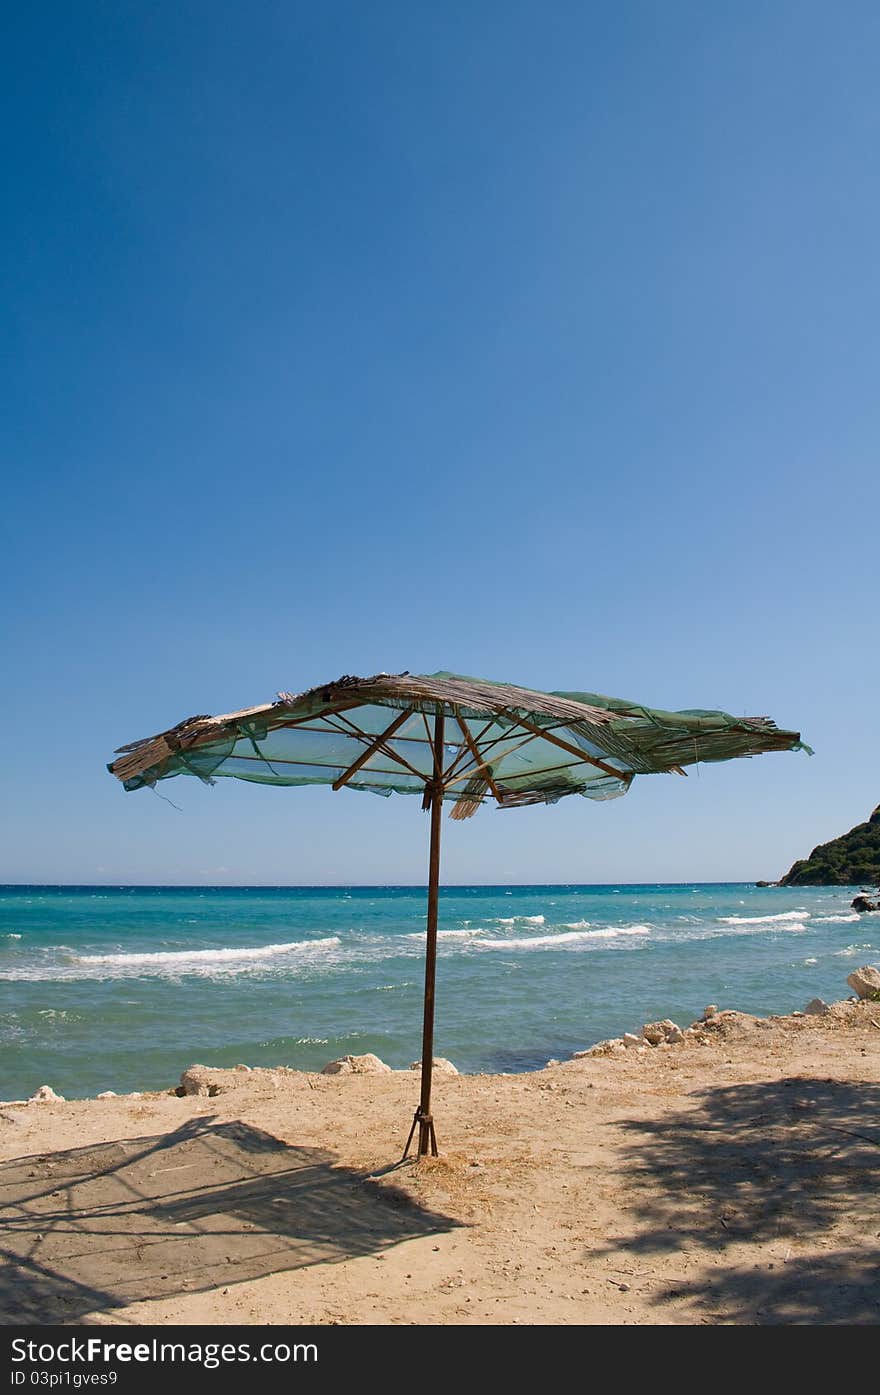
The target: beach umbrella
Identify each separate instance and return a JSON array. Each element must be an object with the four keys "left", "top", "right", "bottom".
[{"left": 108, "top": 671, "right": 806, "bottom": 1157}]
